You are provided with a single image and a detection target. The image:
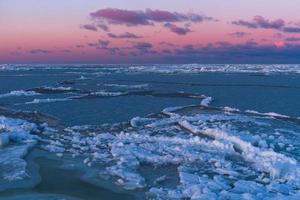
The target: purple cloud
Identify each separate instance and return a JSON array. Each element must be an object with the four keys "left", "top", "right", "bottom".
[
  {"left": 229, "top": 31, "right": 249, "bottom": 38},
  {"left": 81, "top": 24, "right": 98, "bottom": 32},
  {"left": 90, "top": 8, "right": 215, "bottom": 26},
  {"left": 131, "top": 42, "right": 157, "bottom": 55},
  {"left": 285, "top": 37, "right": 300, "bottom": 42},
  {"left": 164, "top": 23, "right": 192, "bottom": 35},
  {"left": 162, "top": 49, "right": 172, "bottom": 54},
  {"left": 107, "top": 32, "right": 142, "bottom": 39},
  {"left": 133, "top": 42, "right": 153, "bottom": 49},
  {"left": 61, "top": 49, "right": 72, "bottom": 53},
  {"left": 29, "top": 49, "right": 52, "bottom": 54},
  {"left": 98, "top": 40, "right": 110, "bottom": 47},
  {"left": 159, "top": 42, "right": 177, "bottom": 47},
  {"left": 232, "top": 20, "right": 258, "bottom": 29},
  {"left": 145, "top": 9, "right": 181, "bottom": 22},
  {"left": 253, "top": 16, "right": 285, "bottom": 29},
  {"left": 87, "top": 40, "right": 124, "bottom": 55},
  {"left": 75, "top": 44, "right": 85, "bottom": 48},
  {"left": 87, "top": 40, "right": 110, "bottom": 49},
  {"left": 90, "top": 8, "right": 150, "bottom": 26},
  {"left": 97, "top": 24, "right": 109, "bottom": 32},
  {"left": 232, "top": 16, "right": 300, "bottom": 33},
  {"left": 232, "top": 16, "right": 285, "bottom": 30},
  {"left": 282, "top": 27, "right": 300, "bottom": 33},
  {"left": 87, "top": 42, "right": 98, "bottom": 47}
]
